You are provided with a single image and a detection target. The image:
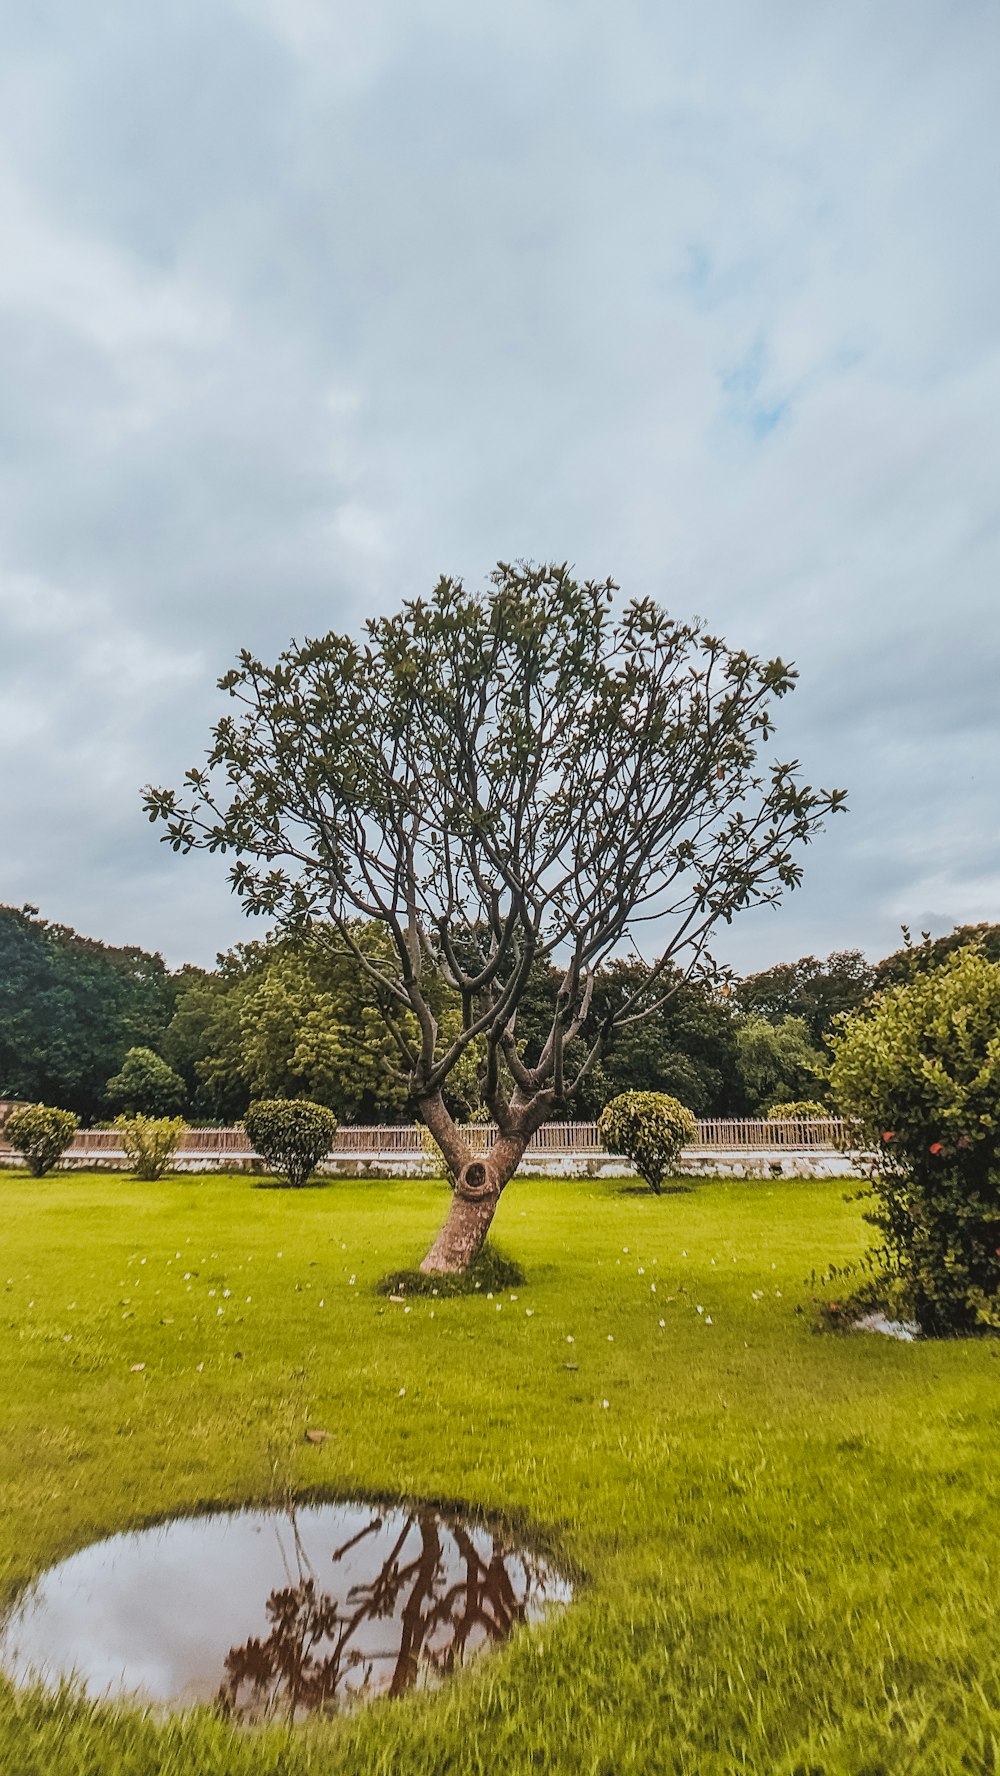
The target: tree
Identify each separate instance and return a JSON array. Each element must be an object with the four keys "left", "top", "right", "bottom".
[
  {"left": 827, "top": 945, "right": 1000, "bottom": 1335},
  {"left": 735, "top": 1014, "right": 824, "bottom": 1112},
  {"left": 874, "top": 923, "right": 1000, "bottom": 991},
  {"left": 598, "top": 1091, "right": 697, "bottom": 1193},
  {"left": 735, "top": 949, "right": 875, "bottom": 1043},
  {"left": 5, "top": 1104, "right": 78, "bottom": 1177},
  {"left": 0, "top": 904, "right": 172, "bottom": 1120},
  {"left": 105, "top": 1046, "right": 186, "bottom": 1117},
  {"left": 146, "top": 562, "right": 843, "bottom": 1271},
  {"left": 244, "top": 1099, "right": 338, "bottom": 1187}
]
